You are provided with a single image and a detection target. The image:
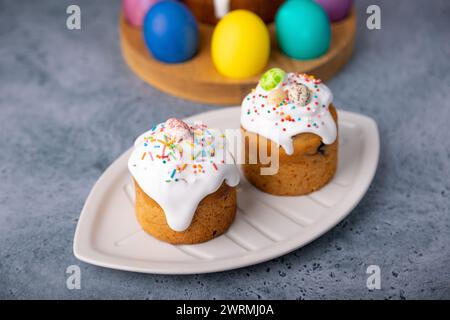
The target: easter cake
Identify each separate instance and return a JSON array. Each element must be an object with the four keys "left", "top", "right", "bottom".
[
  {"left": 241, "top": 68, "right": 338, "bottom": 196},
  {"left": 182, "top": 0, "right": 285, "bottom": 25},
  {"left": 128, "top": 118, "right": 240, "bottom": 244}
]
